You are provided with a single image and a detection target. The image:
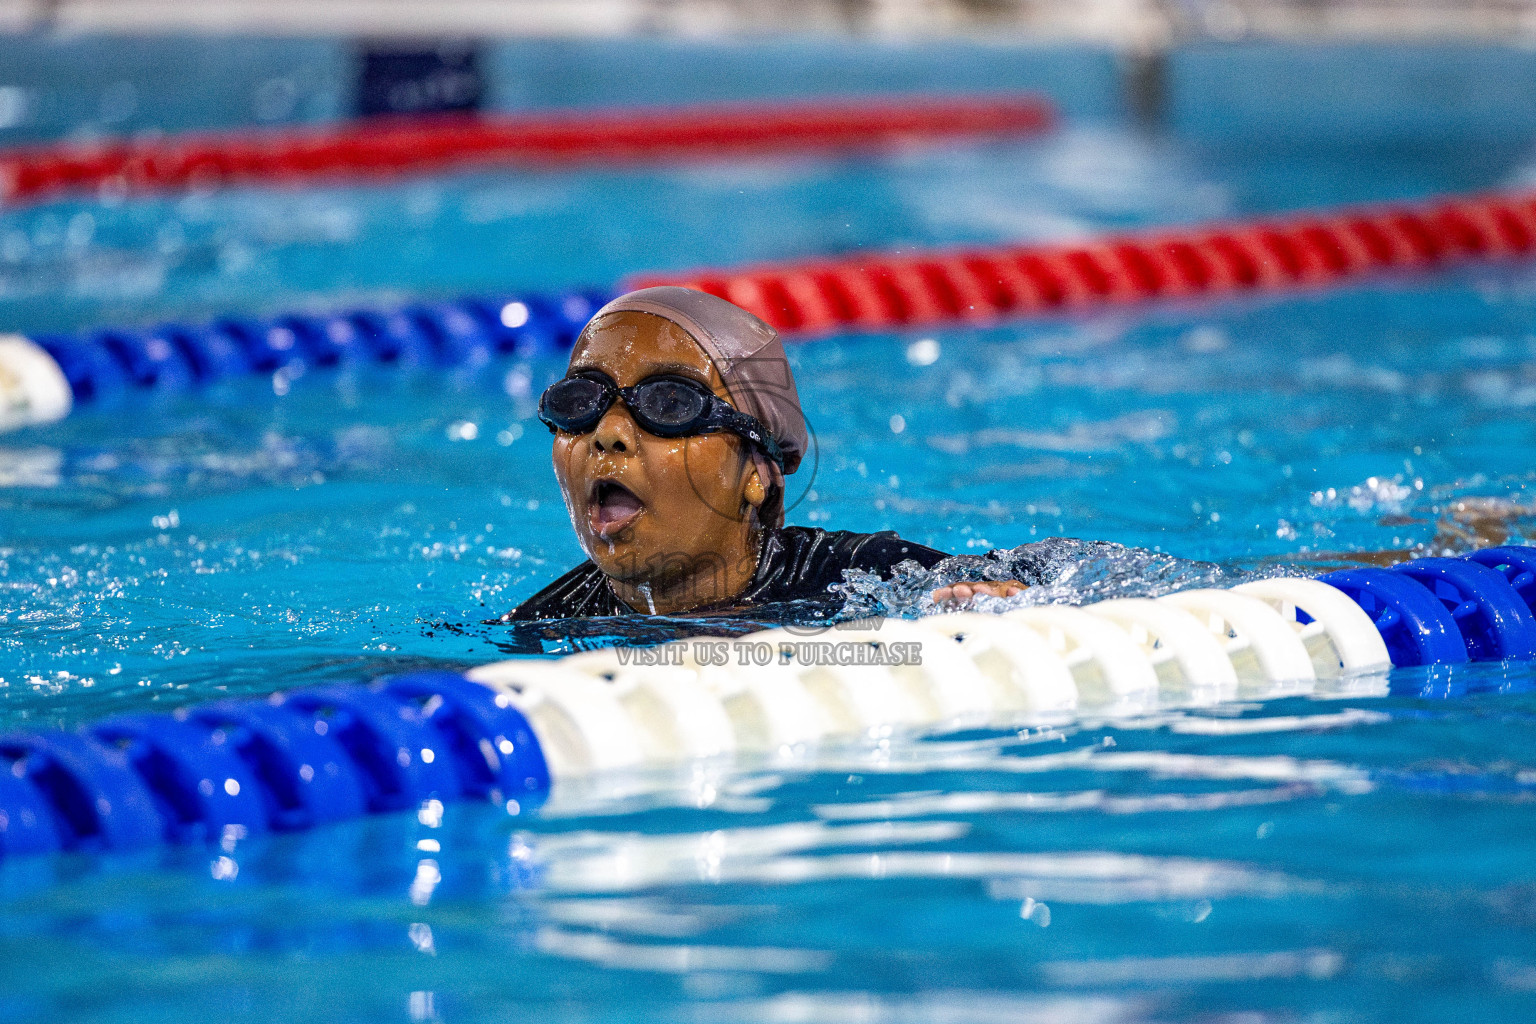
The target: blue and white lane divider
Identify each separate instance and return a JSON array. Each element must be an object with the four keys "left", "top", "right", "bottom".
[
  {"left": 0, "top": 289, "right": 614, "bottom": 431},
  {"left": 1, "top": 546, "right": 1532, "bottom": 861}
]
